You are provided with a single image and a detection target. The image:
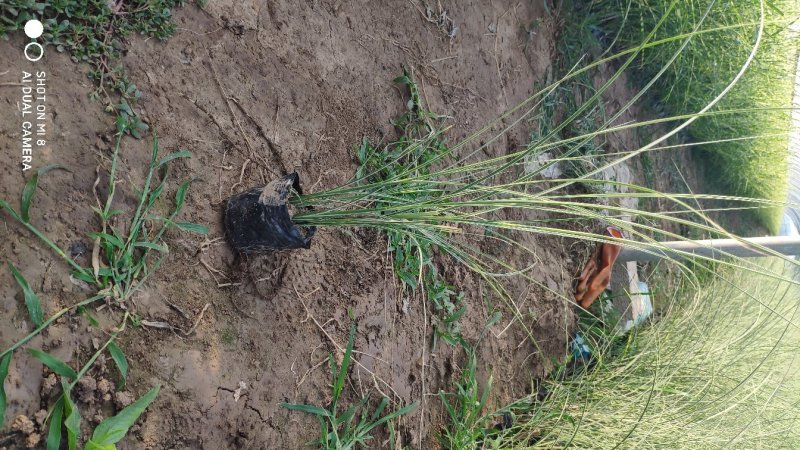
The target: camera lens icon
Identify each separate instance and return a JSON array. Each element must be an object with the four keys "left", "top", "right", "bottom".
[{"left": 24, "top": 20, "right": 44, "bottom": 39}]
